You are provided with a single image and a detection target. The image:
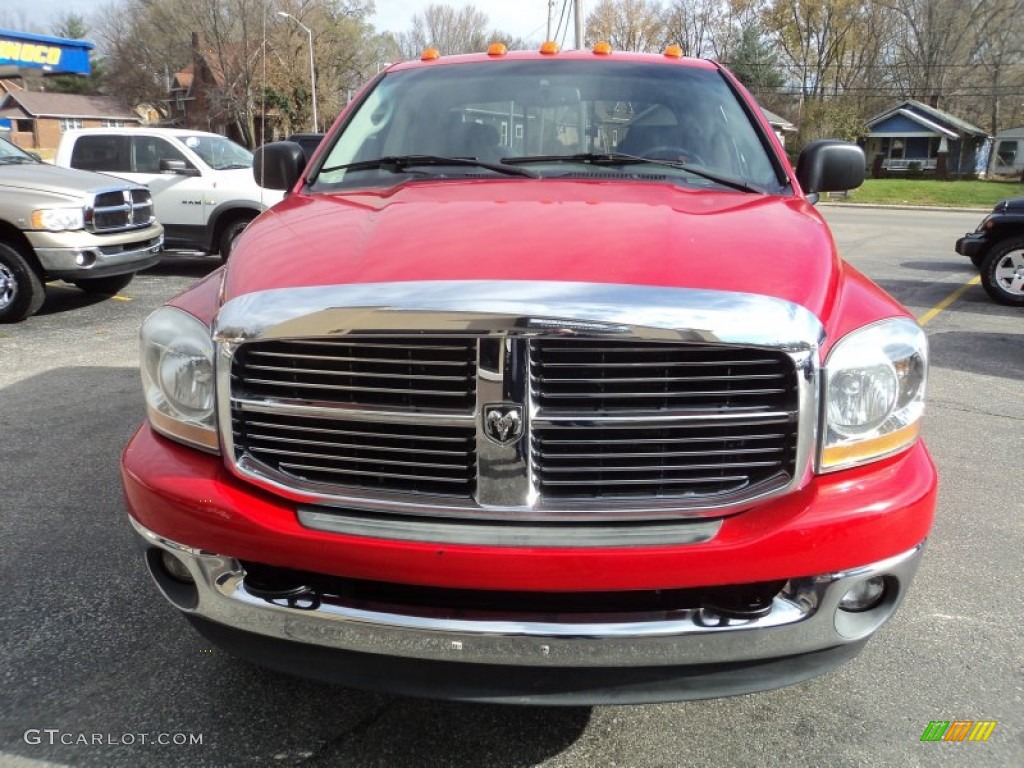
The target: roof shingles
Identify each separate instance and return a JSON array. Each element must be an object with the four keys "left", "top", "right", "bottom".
[{"left": 0, "top": 91, "right": 139, "bottom": 120}]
